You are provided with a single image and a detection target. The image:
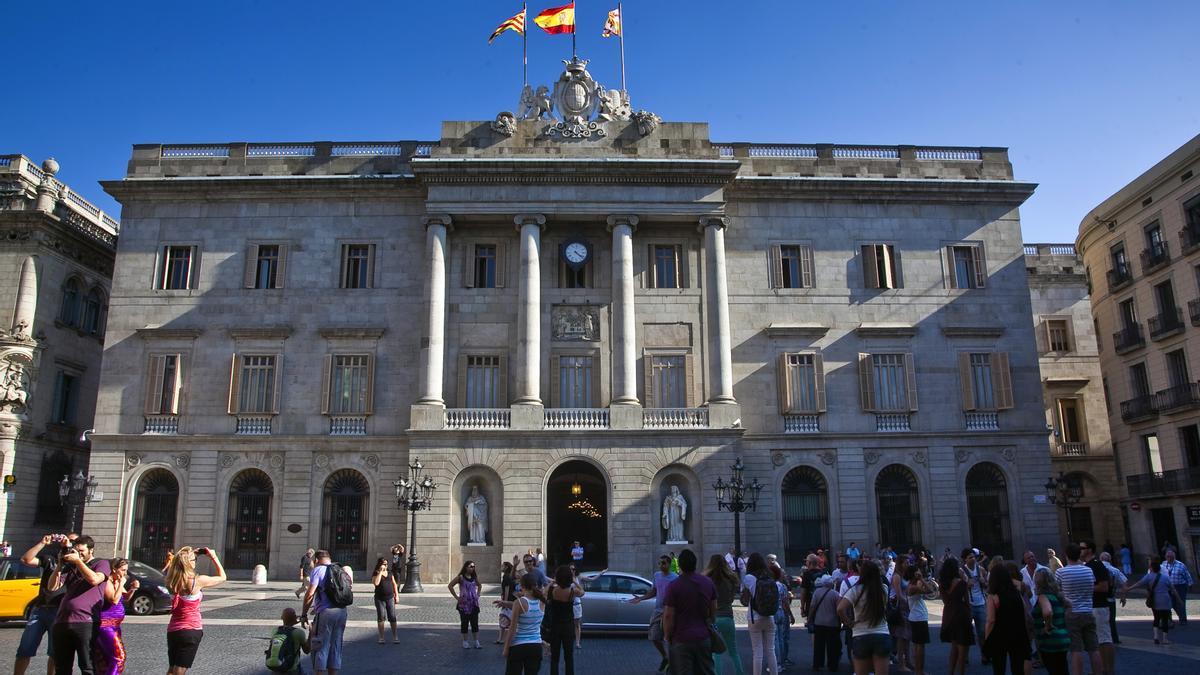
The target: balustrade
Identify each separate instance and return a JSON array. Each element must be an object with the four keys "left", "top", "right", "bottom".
[
  {"left": 875, "top": 413, "right": 911, "bottom": 432},
  {"left": 444, "top": 408, "right": 511, "bottom": 430},
  {"left": 644, "top": 408, "right": 709, "bottom": 429},
  {"left": 1054, "top": 442, "right": 1088, "bottom": 457},
  {"left": 544, "top": 408, "right": 610, "bottom": 430},
  {"left": 329, "top": 415, "right": 368, "bottom": 435},
  {"left": 235, "top": 415, "right": 273, "bottom": 435},
  {"left": 783, "top": 414, "right": 820, "bottom": 433},
  {"left": 143, "top": 415, "right": 179, "bottom": 435},
  {"left": 964, "top": 412, "right": 999, "bottom": 431}
]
